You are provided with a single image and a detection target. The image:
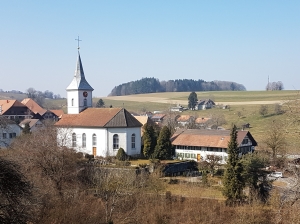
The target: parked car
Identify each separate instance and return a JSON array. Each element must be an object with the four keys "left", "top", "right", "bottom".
[{"left": 268, "top": 172, "right": 283, "bottom": 178}]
